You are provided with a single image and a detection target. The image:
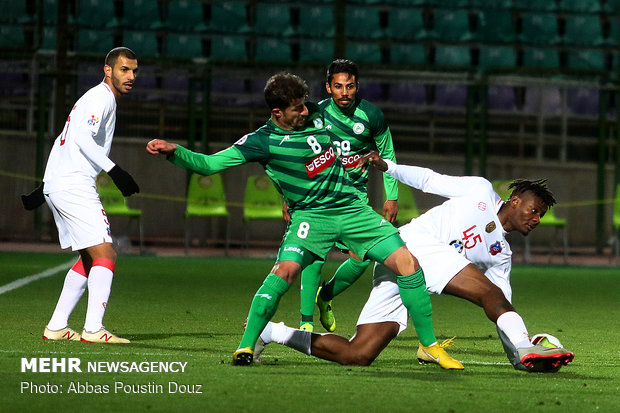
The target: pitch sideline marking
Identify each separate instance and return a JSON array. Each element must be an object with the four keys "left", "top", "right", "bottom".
[
  {"left": 462, "top": 360, "right": 511, "bottom": 366},
  {"left": 0, "top": 259, "right": 74, "bottom": 295}
]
